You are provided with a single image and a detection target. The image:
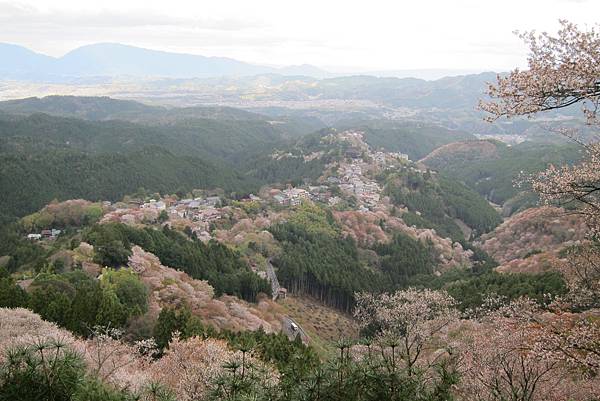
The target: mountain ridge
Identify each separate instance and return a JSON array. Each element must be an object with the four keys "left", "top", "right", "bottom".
[
  {"left": 1, "top": 42, "right": 499, "bottom": 82},
  {"left": 0, "top": 42, "right": 334, "bottom": 80}
]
